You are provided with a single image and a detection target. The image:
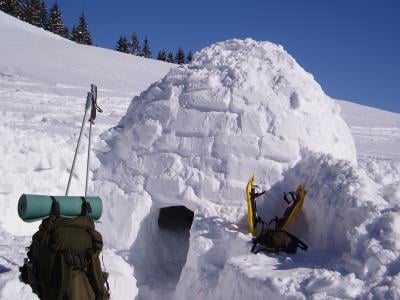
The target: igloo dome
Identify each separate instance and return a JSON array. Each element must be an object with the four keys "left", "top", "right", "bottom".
[{"left": 99, "top": 38, "right": 356, "bottom": 211}]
